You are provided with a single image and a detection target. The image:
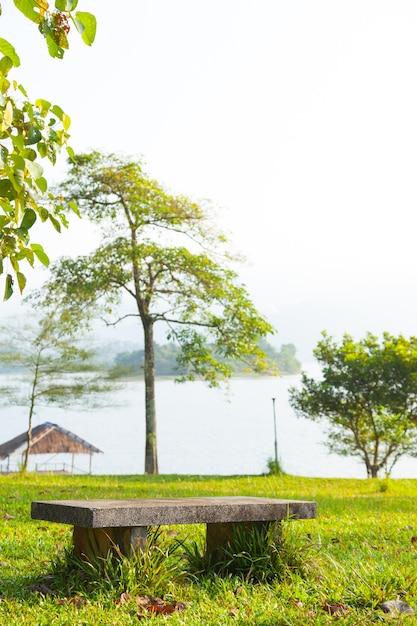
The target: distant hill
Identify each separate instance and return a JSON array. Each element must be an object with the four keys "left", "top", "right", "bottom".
[{"left": 109, "top": 340, "right": 301, "bottom": 378}]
